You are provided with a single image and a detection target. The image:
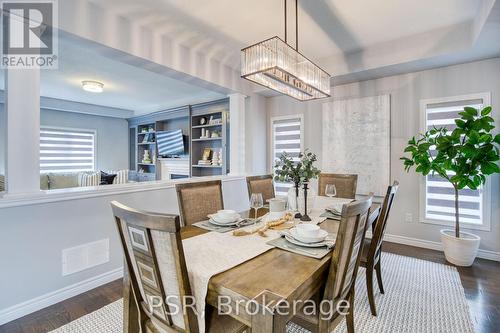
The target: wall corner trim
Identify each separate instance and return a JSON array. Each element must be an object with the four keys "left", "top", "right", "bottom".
[{"left": 0, "top": 267, "right": 123, "bottom": 326}]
